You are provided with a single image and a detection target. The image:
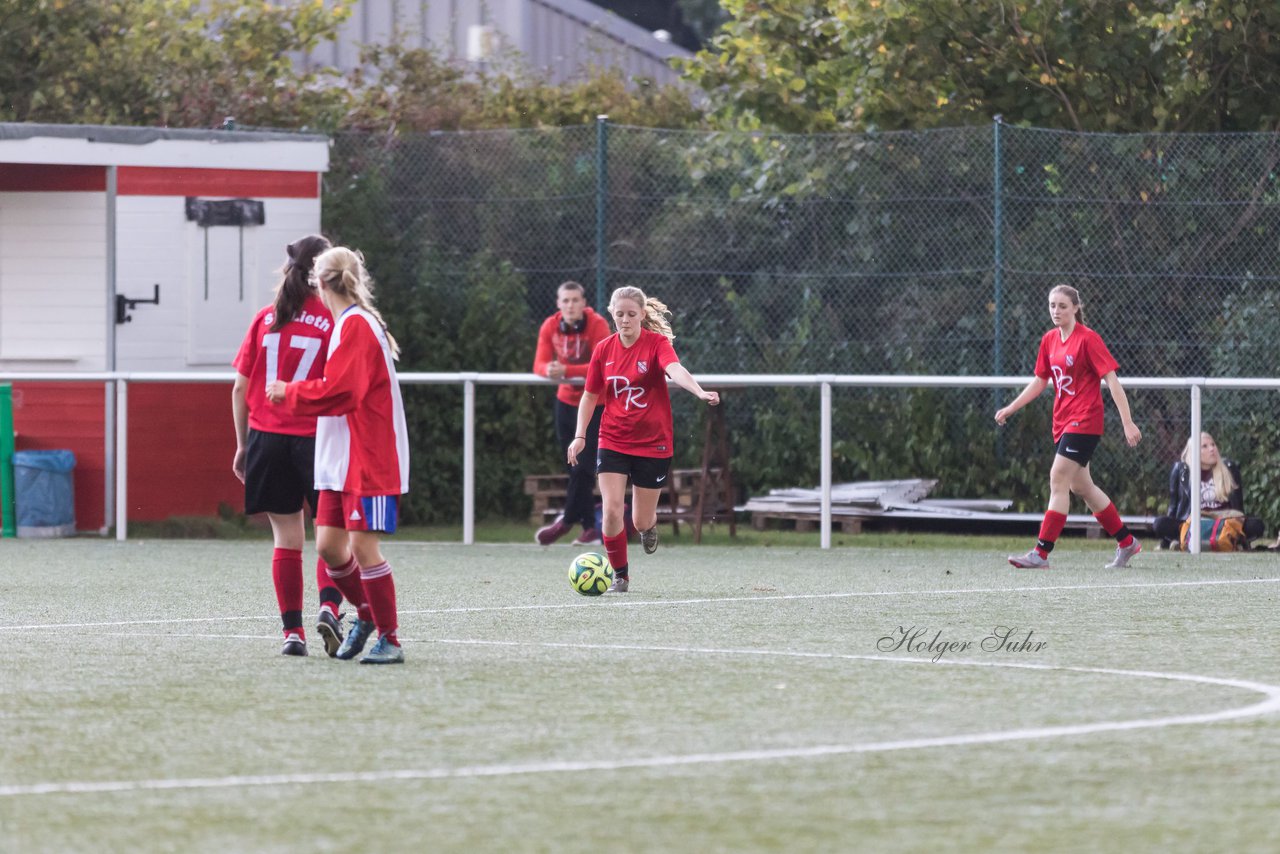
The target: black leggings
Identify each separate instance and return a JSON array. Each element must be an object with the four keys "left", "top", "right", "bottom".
[{"left": 554, "top": 399, "right": 602, "bottom": 528}]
